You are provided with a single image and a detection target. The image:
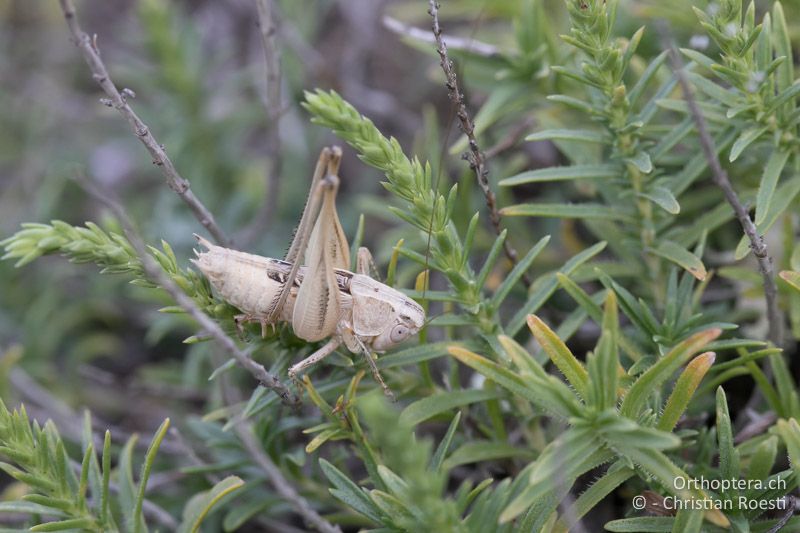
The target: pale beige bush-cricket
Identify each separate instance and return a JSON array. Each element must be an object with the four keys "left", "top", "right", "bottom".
[{"left": 192, "top": 147, "right": 424, "bottom": 399}]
